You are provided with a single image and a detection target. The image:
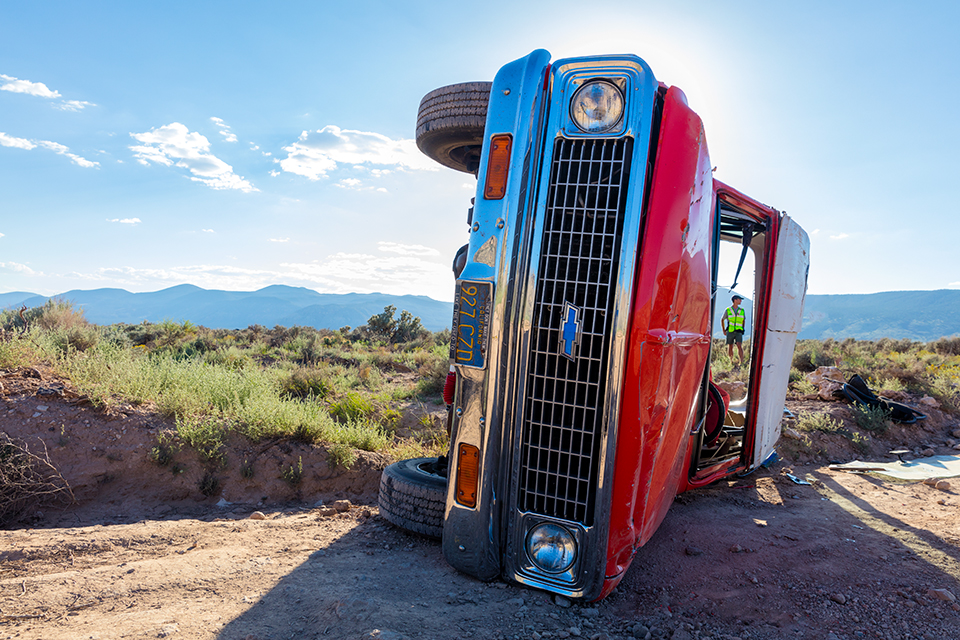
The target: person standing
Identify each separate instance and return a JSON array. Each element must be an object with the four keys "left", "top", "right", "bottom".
[{"left": 722, "top": 294, "right": 746, "bottom": 366}]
